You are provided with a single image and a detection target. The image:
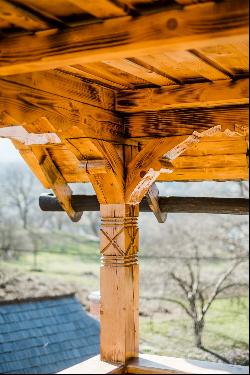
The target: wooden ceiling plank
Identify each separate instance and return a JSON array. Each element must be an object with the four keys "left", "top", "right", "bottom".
[
  {"left": 193, "top": 43, "right": 249, "bottom": 78},
  {"left": 68, "top": 0, "right": 127, "bottom": 18},
  {"left": 63, "top": 65, "right": 127, "bottom": 90},
  {"left": 125, "top": 104, "right": 249, "bottom": 138},
  {"left": 0, "top": 0, "right": 49, "bottom": 31},
  {"left": 0, "top": 78, "right": 124, "bottom": 143},
  {"left": 0, "top": 0, "right": 247, "bottom": 76},
  {"left": 117, "top": 78, "right": 249, "bottom": 112},
  {"left": 161, "top": 50, "right": 230, "bottom": 81},
  {"left": 102, "top": 58, "right": 175, "bottom": 85},
  {"left": 73, "top": 63, "right": 136, "bottom": 89}
]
